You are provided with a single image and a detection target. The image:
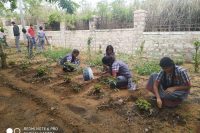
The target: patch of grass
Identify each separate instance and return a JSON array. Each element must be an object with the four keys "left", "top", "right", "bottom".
[
  {"left": 64, "top": 75, "right": 71, "bottom": 83},
  {"left": 43, "top": 48, "right": 71, "bottom": 61},
  {"left": 117, "top": 53, "right": 132, "bottom": 64},
  {"left": 135, "top": 61, "right": 160, "bottom": 75},
  {"left": 87, "top": 54, "right": 103, "bottom": 67},
  {"left": 135, "top": 98, "right": 151, "bottom": 111}
]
